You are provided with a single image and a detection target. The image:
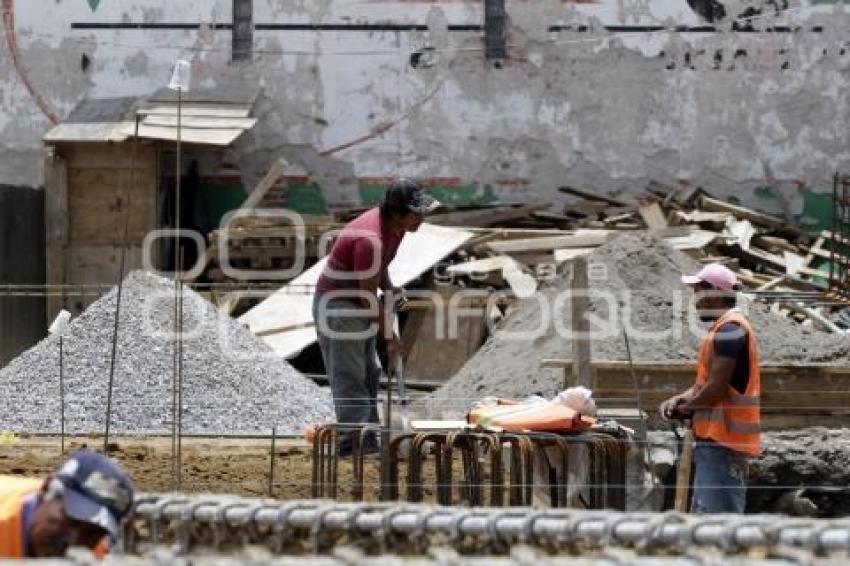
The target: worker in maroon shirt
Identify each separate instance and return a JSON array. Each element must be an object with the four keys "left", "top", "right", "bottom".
[{"left": 313, "top": 179, "right": 440, "bottom": 455}]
